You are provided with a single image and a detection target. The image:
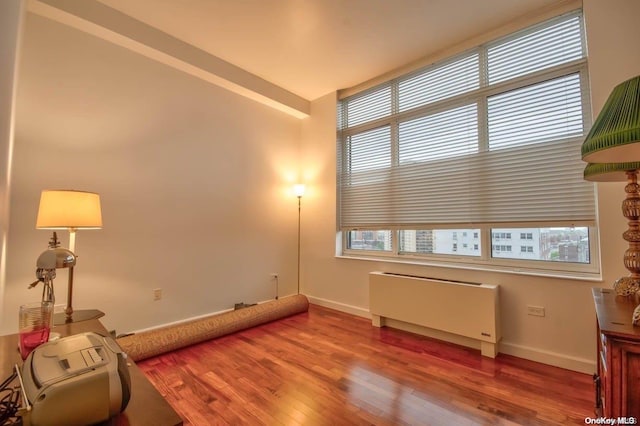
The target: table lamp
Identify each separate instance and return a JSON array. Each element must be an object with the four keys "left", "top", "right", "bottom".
[
  {"left": 581, "top": 75, "right": 640, "bottom": 323},
  {"left": 36, "top": 190, "right": 102, "bottom": 321}
]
